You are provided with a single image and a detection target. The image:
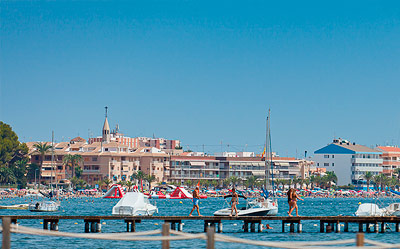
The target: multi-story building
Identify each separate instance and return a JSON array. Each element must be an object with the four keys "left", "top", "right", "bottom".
[
  {"left": 169, "top": 156, "right": 220, "bottom": 183},
  {"left": 314, "top": 138, "right": 383, "bottom": 185},
  {"left": 376, "top": 146, "right": 400, "bottom": 177},
  {"left": 168, "top": 154, "right": 311, "bottom": 183}
]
